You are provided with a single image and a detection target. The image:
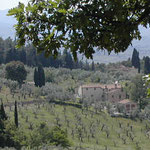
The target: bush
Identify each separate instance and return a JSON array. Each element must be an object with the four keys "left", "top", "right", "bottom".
[
  {"left": 5, "top": 61, "right": 27, "bottom": 84},
  {"left": 30, "top": 123, "right": 71, "bottom": 148}
]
